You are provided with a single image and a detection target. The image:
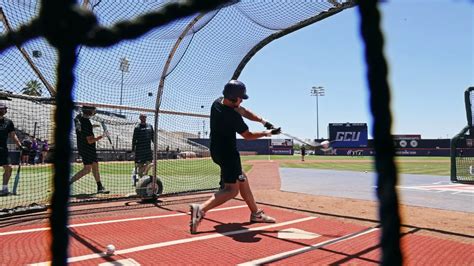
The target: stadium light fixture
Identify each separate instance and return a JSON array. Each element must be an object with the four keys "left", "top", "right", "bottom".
[
  {"left": 119, "top": 57, "right": 130, "bottom": 111},
  {"left": 310, "top": 86, "right": 325, "bottom": 140}
]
